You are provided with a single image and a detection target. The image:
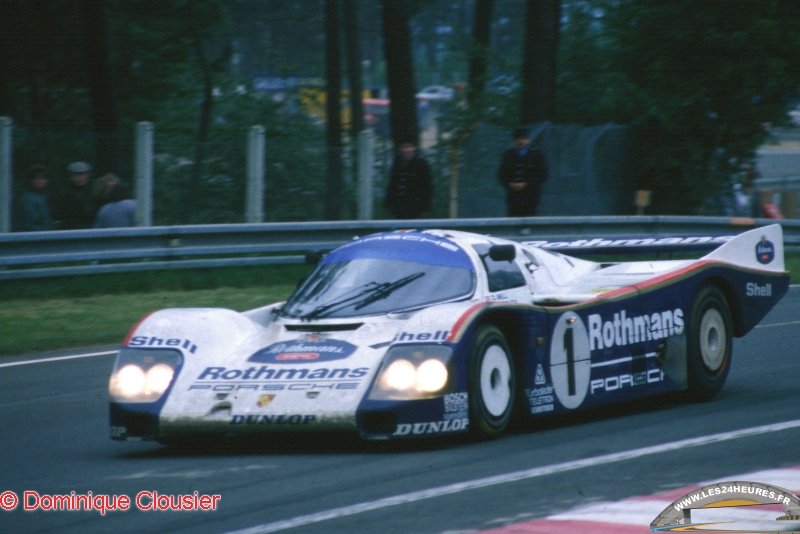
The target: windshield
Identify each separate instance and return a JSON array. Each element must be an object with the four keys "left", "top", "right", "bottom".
[{"left": 281, "top": 232, "right": 475, "bottom": 319}]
